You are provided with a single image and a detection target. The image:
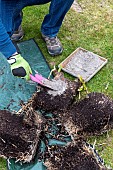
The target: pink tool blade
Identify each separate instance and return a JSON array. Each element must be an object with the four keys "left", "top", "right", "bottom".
[
  {"left": 35, "top": 74, "right": 45, "bottom": 81},
  {"left": 30, "top": 74, "right": 58, "bottom": 91},
  {"left": 30, "top": 74, "right": 43, "bottom": 84}
]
